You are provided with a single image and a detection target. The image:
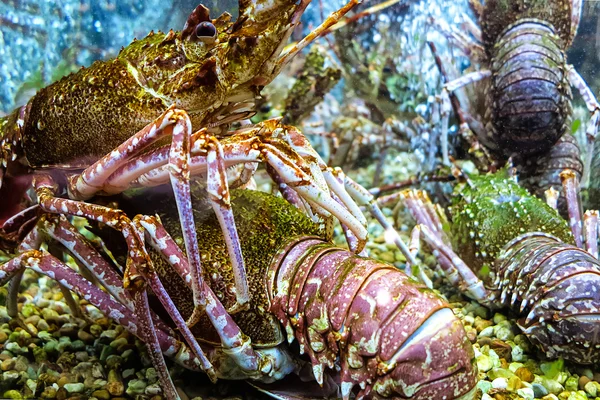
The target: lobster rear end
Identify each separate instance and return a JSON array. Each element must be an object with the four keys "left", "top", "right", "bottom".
[{"left": 485, "top": 10, "right": 572, "bottom": 156}]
